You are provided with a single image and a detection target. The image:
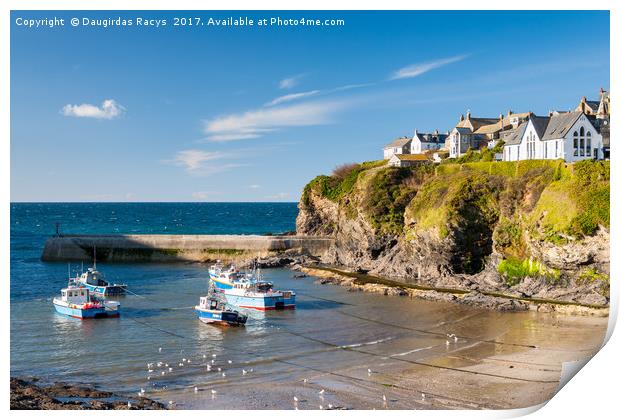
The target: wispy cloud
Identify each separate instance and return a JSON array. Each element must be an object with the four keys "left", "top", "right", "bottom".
[
  {"left": 192, "top": 191, "right": 221, "bottom": 200},
  {"left": 265, "top": 90, "right": 321, "bottom": 107},
  {"left": 203, "top": 99, "right": 348, "bottom": 142},
  {"left": 390, "top": 55, "right": 468, "bottom": 80},
  {"left": 248, "top": 184, "right": 261, "bottom": 189},
  {"left": 278, "top": 74, "right": 306, "bottom": 89},
  {"left": 61, "top": 99, "right": 125, "bottom": 119},
  {"left": 168, "top": 149, "right": 226, "bottom": 172}
]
